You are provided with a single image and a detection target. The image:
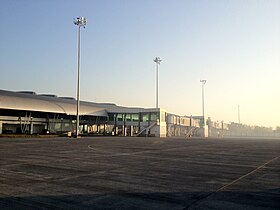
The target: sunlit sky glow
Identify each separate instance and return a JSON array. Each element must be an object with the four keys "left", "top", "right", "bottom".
[{"left": 0, "top": 0, "right": 279, "bottom": 128}]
